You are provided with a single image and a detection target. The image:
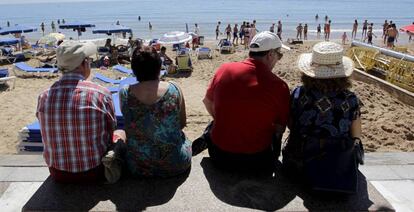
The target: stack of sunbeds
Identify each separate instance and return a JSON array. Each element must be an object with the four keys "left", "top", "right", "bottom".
[{"left": 18, "top": 95, "right": 125, "bottom": 153}]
